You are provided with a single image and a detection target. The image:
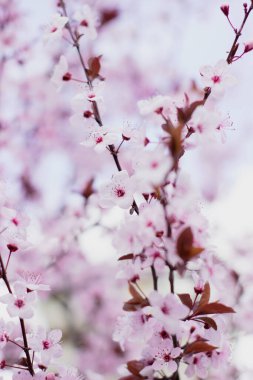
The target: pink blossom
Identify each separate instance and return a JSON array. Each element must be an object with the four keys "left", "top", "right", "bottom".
[
  {"left": 73, "top": 5, "right": 97, "bottom": 40},
  {"left": 132, "top": 147, "right": 173, "bottom": 190},
  {"left": 145, "top": 291, "right": 188, "bottom": 333},
  {"left": 29, "top": 327, "right": 63, "bottom": 364},
  {"left": 200, "top": 60, "right": 237, "bottom": 95},
  {"left": 80, "top": 125, "right": 118, "bottom": 153},
  {"left": 16, "top": 271, "right": 50, "bottom": 292},
  {"left": 44, "top": 14, "right": 68, "bottom": 44},
  {"left": 51, "top": 56, "right": 70, "bottom": 92},
  {"left": 0, "top": 282, "right": 36, "bottom": 319},
  {"left": 0, "top": 318, "right": 14, "bottom": 348},
  {"left": 99, "top": 170, "right": 135, "bottom": 209},
  {"left": 147, "top": 339, "right": 181, "bottom": 377},
  {"left": 137, "top": 95, "right": 175, "bottom": 119}
]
